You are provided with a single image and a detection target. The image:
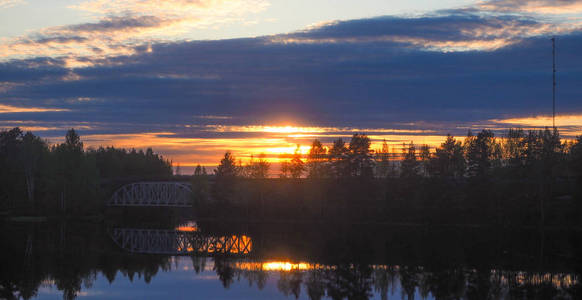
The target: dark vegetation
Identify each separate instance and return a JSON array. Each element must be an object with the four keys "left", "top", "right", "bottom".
[
  {"left": 198, "top": 128, "right": 582, "bottom": 227},
  {"left": 2, "top": 126, "right": 582, "bottom": 227},
  {"left": 0, "top": 127, "right": 172, "bottom": 216}
]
